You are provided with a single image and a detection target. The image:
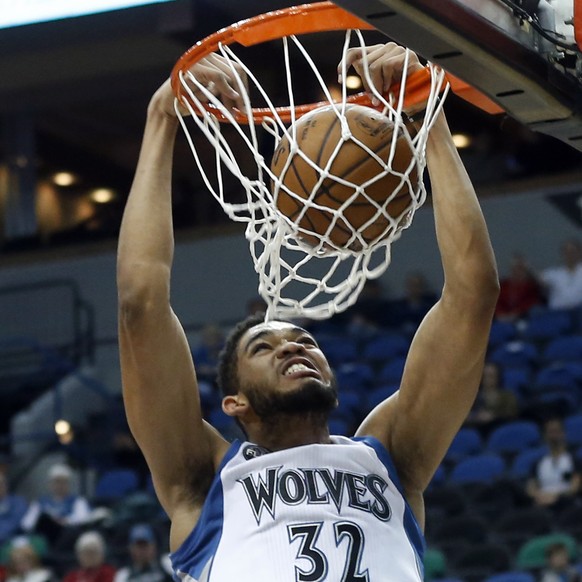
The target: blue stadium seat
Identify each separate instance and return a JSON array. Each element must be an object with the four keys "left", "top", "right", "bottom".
[
  {"left": 449, "top": 453, "right": 506, "bottom": 485},
  {"left": 510, "top": 446, "right": 548, "bottom": 480},
  {"left": 361, "top": 332, "right": 409, "bottom": 363},
  {"left": 564, "top": 413, "right": 582, "bottom": 446},
  {"left": 335, "top": 362, "right": 375, "bottom": 390},
  {"left": 533, "top": 363, "right": 580, "bottom": 392},
  {"left": 527, "top": 365, "right": 582, "bottom": 416},
  {"left": 445, "top": 427, "right": 483, "bottom": 463},
  {"left": 502, "top": 366, "right": 531, "bottom": 395},
  {"left": 317, "top": 335, "right": 358, "bottom": 366},
  {"left": 378, "top": 356, "right": 407, "bottom": 384},
  {"left": 487, "top": 420, "right": 541, "bottom": 455},
  {"left": 543, "top": 334, "right": 582, "bottom": 362},
  {"left": 532, "top": 390, "right": 580, "bottom": 417},
  {"left": 488, "top": 320, "right": 518, "bottom": 348},
  {"left": 490, "top": 341, "right": 539, "bottom": 368},
  {"left": 93, "top": 468, "right": 139, "bottom": 502},
  {"left": 521, "top": 308, "right": 573, "bottom": 341}
]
